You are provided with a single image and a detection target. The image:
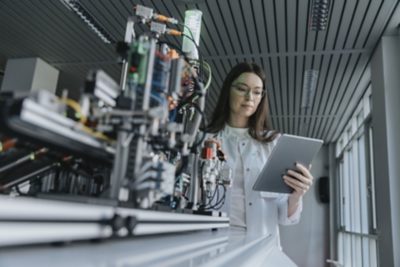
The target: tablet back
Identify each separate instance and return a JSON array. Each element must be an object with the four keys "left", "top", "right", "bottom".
[{"left": 252, "top": 134, "right": 323, "bottom": 193}]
